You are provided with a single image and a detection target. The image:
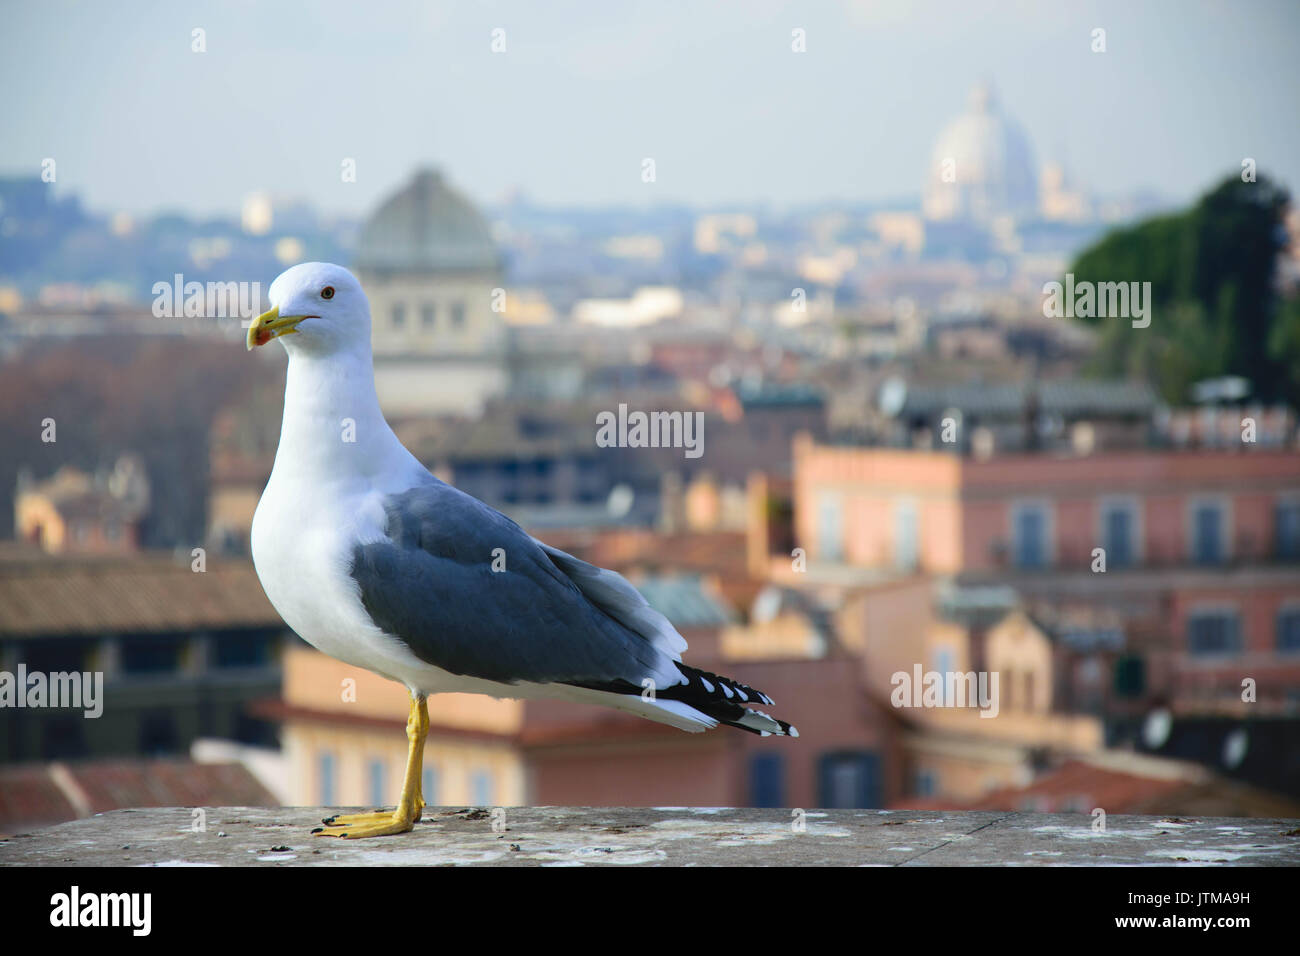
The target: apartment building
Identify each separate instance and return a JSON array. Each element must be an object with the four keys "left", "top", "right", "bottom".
[{"left": 792, "top": 435, "right": 1300, "bottom": 720}]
